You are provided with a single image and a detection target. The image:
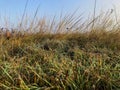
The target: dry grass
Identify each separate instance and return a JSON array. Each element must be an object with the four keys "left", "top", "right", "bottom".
[{"left": 0, "top": 9, "right": 120, "bottom": 90}]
